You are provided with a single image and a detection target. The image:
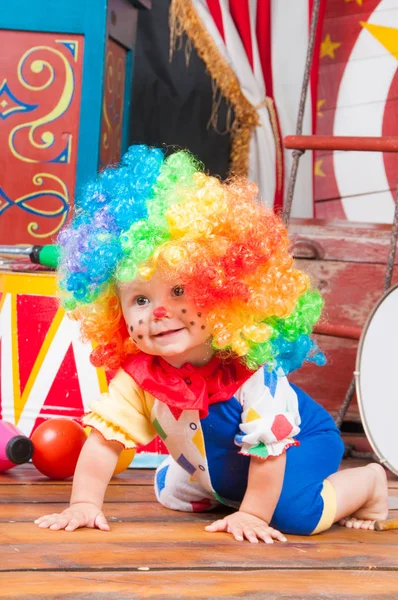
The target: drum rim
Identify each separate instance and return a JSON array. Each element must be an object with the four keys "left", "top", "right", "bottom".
[{"left": 355, "top": 283, "right": 398, "bottom": 476}]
